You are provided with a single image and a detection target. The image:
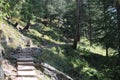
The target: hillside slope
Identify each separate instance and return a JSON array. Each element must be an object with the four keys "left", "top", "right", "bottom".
[
  {"left": 0, "top": 20, "right": 117, "bottom": 80},
  {"left": 0, "top": 20, "right": 27, "bottom": 48},
  {"left": 0, "top": 20, "right": 73, "bottom": 80}
]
